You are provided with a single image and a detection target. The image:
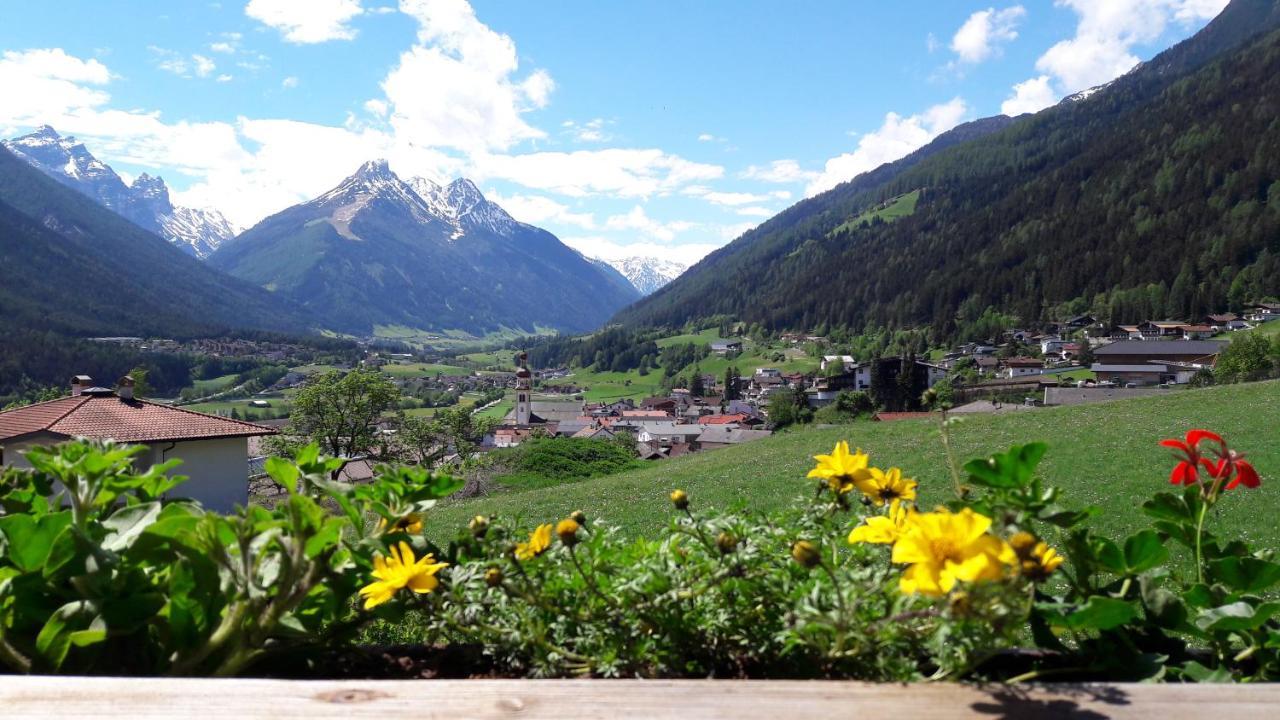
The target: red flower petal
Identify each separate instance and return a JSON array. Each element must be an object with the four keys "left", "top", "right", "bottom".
[
  {"left": 1227, "top": 460, "right": 1261, "bottom": 490},
  {"left": 1160, "top": 439, "right": 1190, "bottom": 452},
  {"left": 1200, "top": 457, "right": 1228, "bottom": 479},
  {"left": 1170, "top": 461, "right": 1197, "bottom": 486},
  {"left": 1186, "top": 429, "right": 1224, "bottom": 450}
]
